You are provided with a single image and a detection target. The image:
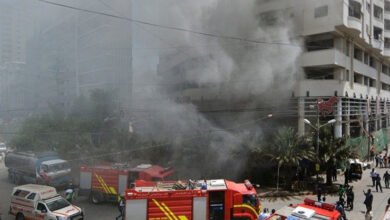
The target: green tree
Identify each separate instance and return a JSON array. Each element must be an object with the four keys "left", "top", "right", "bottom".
[
  {"left": 265, "top": 127, "right": 315, "bottom": 190},
  {"left": 10, "top": 89, "right": 130, "bottom": 162},
  {"left": 316, "top": 127, "right": 358, "bottom": 185}
]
